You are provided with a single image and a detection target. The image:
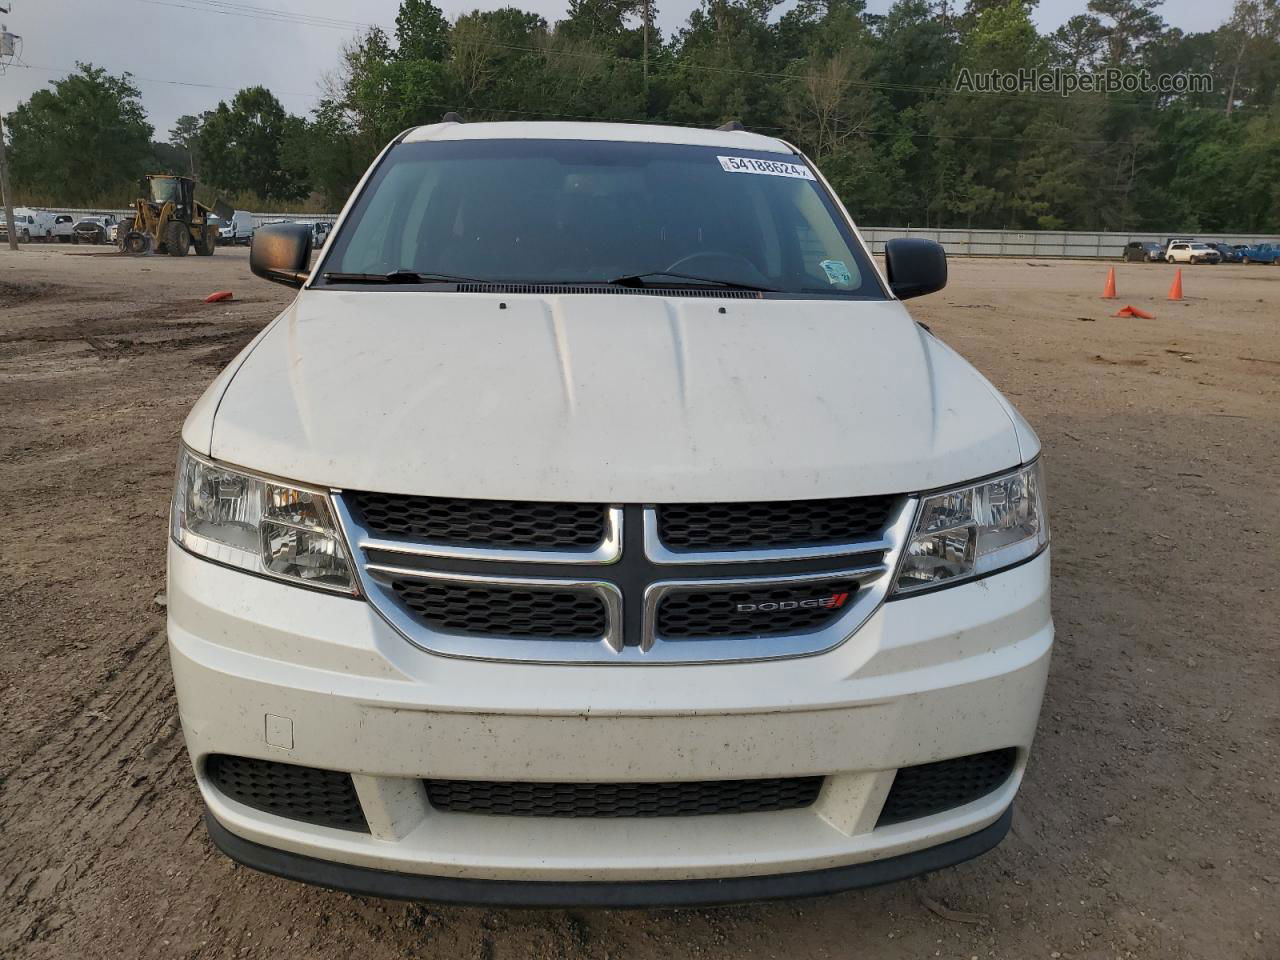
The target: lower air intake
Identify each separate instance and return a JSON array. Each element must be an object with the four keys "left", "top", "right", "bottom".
[
  {"left": 205, "top": 754, "right": 368, "bottom": 832},
  {"left": 425, "top": 776, "right": 824, "bottom": 818},
  {"left": 877, "top": 748, "right": 1017, "bottom": 826}
]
